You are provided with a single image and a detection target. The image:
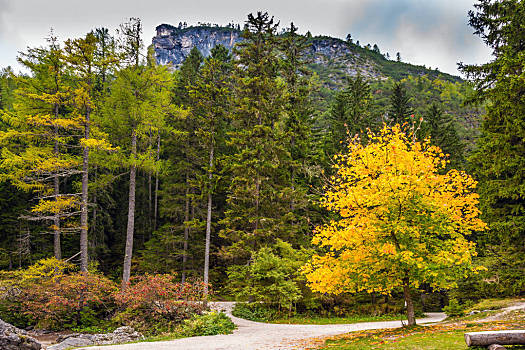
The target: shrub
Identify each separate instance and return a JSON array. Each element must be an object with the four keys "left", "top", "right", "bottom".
[
  {"left": 180, "top": 312, "right": 235, "bottom": 336},
  {"left": 443, "top": 298, "right": 465, "bottom": 317},
  {"left": 22, "top": 272, "right": 118, "bottom": 329},
  {"left": 231, "top": 302, "right": 277, "bottom": 322},
  {"left": 114, "top": 274, "right": 208, "bottom": 334}
]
